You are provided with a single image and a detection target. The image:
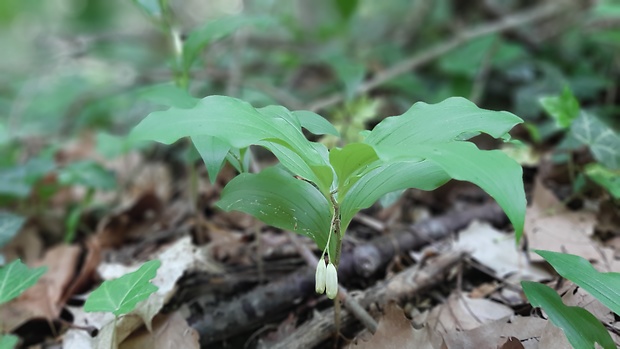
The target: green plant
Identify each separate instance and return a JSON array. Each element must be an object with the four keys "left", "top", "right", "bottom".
[
  {"left": 522, "top": 250, "right": 620, "bottom": 349},
  {"left": 84, "top": 259, "right": 160, "bottom": 345},
  {"left": 0, "top": 259, "right": 47, "bottom": 348},
  {"left": 131, "top": 95, "right": 526, "bottom": 299}
]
